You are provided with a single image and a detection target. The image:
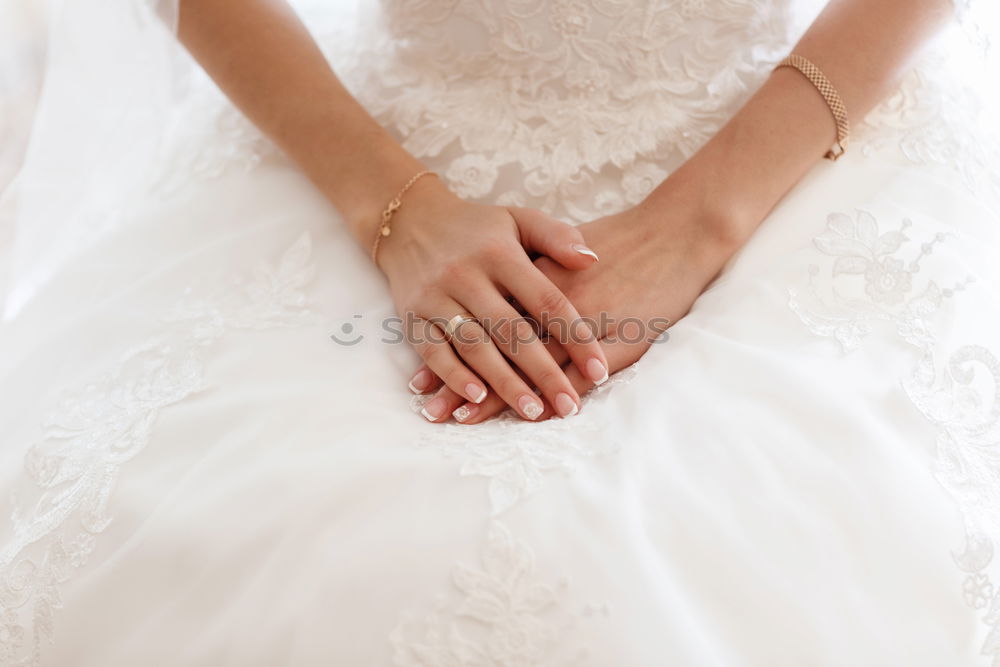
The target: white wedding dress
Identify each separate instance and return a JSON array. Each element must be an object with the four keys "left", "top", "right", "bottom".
[{"left": 2, "top": 1, "right": 1000, "bottom": 665}]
